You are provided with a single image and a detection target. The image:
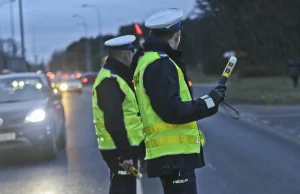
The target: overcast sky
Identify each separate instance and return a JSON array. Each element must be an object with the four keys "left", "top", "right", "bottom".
[{"left": 0, "top": 0, "right": 196, "bottom": 63}]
